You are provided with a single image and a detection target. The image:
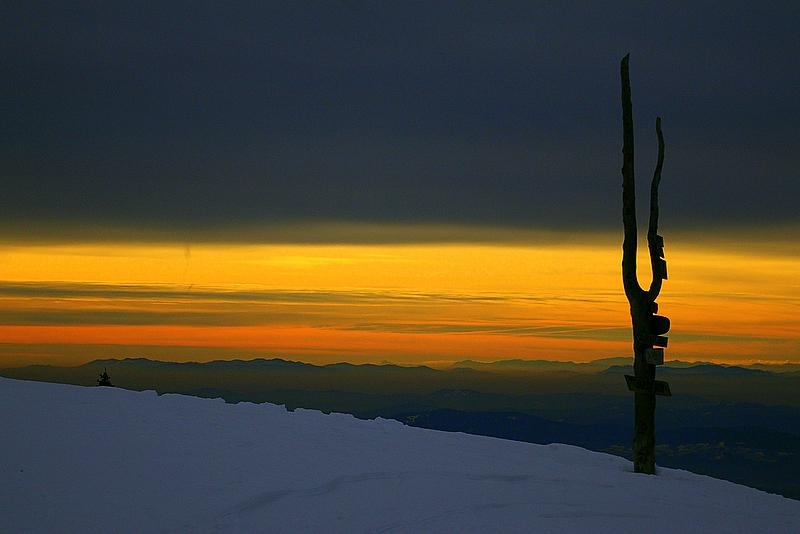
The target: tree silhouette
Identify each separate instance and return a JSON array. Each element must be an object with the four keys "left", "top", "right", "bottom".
[
  {"left": 97, "top": 368, "right": 113, "bottom": 387},
  {"left": 620, "top": 54, "right": 671, "bottom": 474}
]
